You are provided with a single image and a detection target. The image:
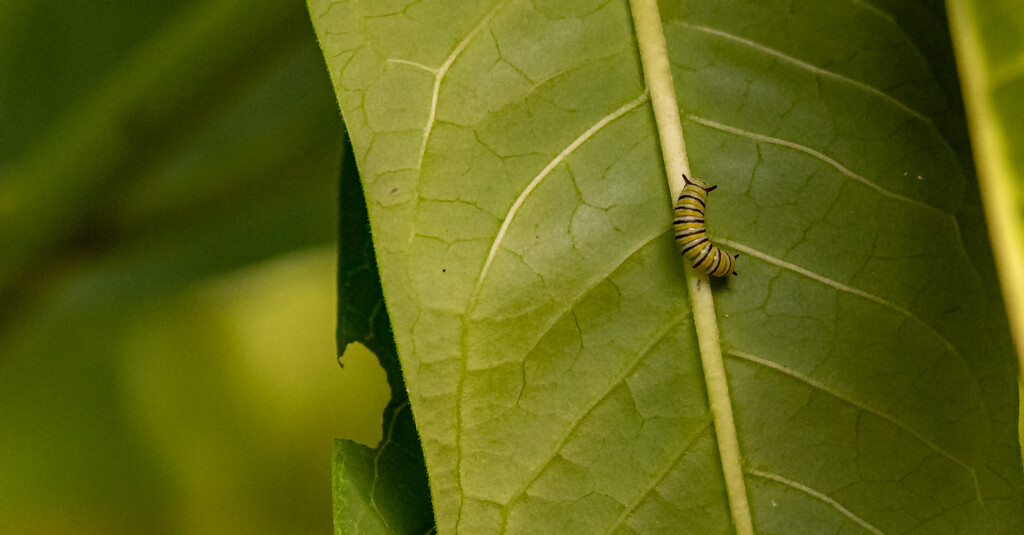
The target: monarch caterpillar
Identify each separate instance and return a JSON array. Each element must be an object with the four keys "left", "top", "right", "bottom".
[{"left": 673, "top": 174, "right": 738, "bottom": 277}]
